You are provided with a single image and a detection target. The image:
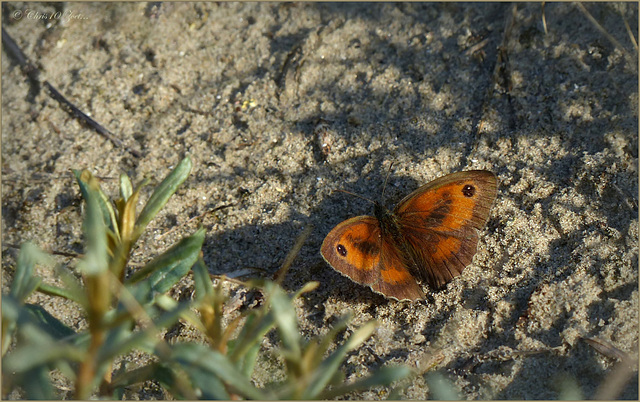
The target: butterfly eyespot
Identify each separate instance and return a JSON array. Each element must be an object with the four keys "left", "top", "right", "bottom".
[
  {"left": 336, "top": 244, "right": 348, "bottom": 256},
  {"left": 462, "top": 184, "right": 476, "bottom": 197}
]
